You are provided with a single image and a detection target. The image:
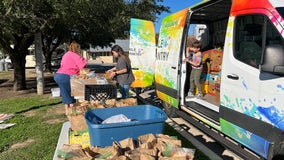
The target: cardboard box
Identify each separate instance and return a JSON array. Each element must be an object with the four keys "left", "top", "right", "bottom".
[
  {"left": 70, "top": 78, "right": 97, "bottom": 98},
  {"left": 215, "top": 83, "right": 220, "bottom": 104},
  {"left": 69, "top": 129, "right": 90, "bottom": 149}
]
